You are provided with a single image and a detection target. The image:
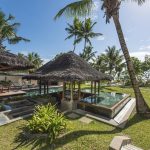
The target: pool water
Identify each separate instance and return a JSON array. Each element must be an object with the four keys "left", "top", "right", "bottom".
[
  {"left": 25, "top": 87, "right": 63, "bottom": 96},
  {"left": 80, "top": 92, "right": 128, "bottom": 108}
]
